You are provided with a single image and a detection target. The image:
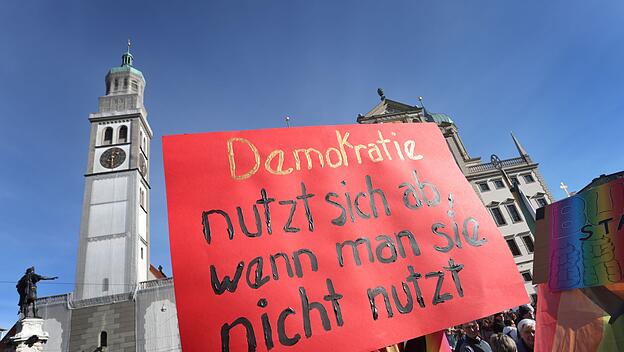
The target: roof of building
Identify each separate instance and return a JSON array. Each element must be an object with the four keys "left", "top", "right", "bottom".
[
  {"left": 107, "top": 48, "right": 144, "bottom": 79},
  {"left": 578, "top": 170, "right": 624, "bottom": 194},
  {"left": 149, "top": 264, "right": 167, "bottom": 279},
  {"left": 108, "top": 65, "right": 144, "bottom": 79},
  {"left": 359, "top": 96, "right": 455, "bottom": 126},
  {"left": 427, "top": 112, "right": 453, "bottom": 124}
]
